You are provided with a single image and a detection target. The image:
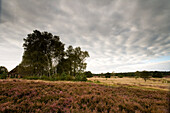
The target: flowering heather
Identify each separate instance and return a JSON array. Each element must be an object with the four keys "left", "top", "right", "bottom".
[{"left": 0, "top": 79, "right": 169, "bottom": 113}]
